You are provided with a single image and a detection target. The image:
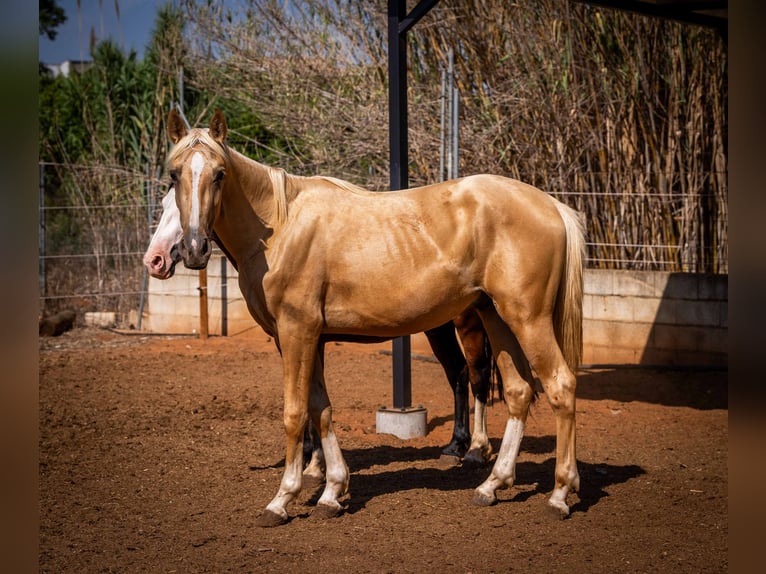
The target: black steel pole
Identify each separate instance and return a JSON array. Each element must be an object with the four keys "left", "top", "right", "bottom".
[
  {"left": 388, "top": 0, "right": 411, "bottom": 409},
  {"left": 221, "top": 255, "right": 228, "bottom": 336},
  {"left": 386, "top": 0, "right": 441, "bottom": 409}
]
